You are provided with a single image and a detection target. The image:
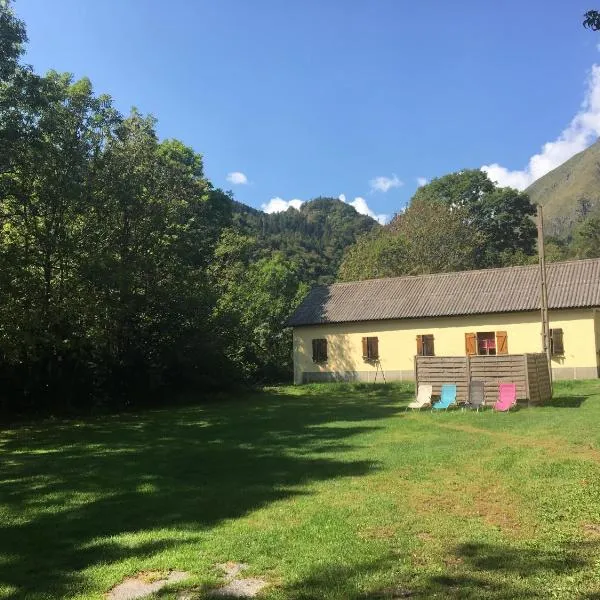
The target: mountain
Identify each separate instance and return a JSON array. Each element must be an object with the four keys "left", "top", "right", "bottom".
[
  {"left": 232, "top": 197, "right": 380, "bottom": 285},
  {"left": 526, "top": 139, "right": 600, "bottom": 236}
]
